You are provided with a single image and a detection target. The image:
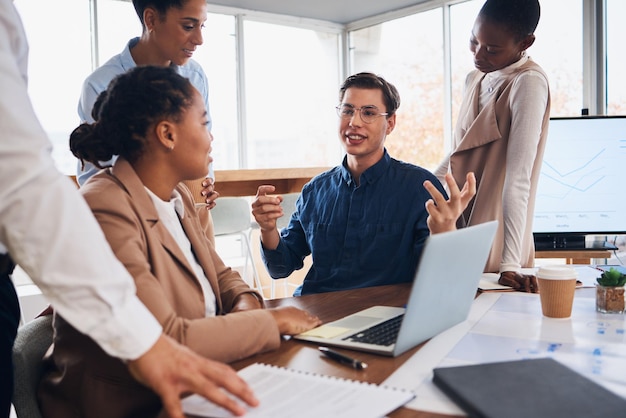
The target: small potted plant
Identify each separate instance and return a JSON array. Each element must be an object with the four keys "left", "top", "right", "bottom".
[{"left": 596, "top": 268, "right": 626, "bottom": 314}]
